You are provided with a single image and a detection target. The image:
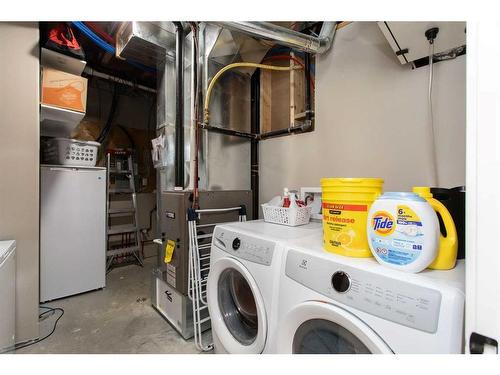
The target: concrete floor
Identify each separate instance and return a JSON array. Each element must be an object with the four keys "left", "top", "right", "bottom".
[{"left": 17, "top": 257, "right": 206, "bottom": 354}]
